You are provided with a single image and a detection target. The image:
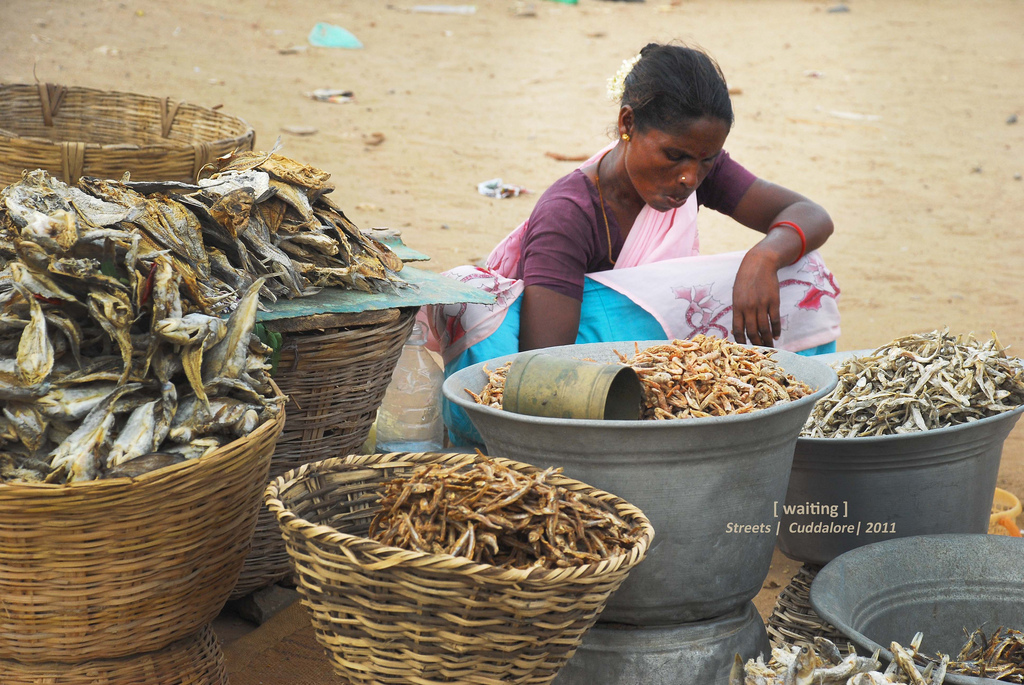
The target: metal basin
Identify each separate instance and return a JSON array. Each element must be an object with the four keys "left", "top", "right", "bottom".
[
  {"left": 779, "top": 350, "right": 1024, "bottom": 565},
  {"left": 810, "top": 534, "right": 1024, "bottom": 685},
  {"left": 553, "top": 602, "right": 769, "bottom": 685},
  {"left": 443, "top": 341, "right": 837, "bottom": 624}
]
